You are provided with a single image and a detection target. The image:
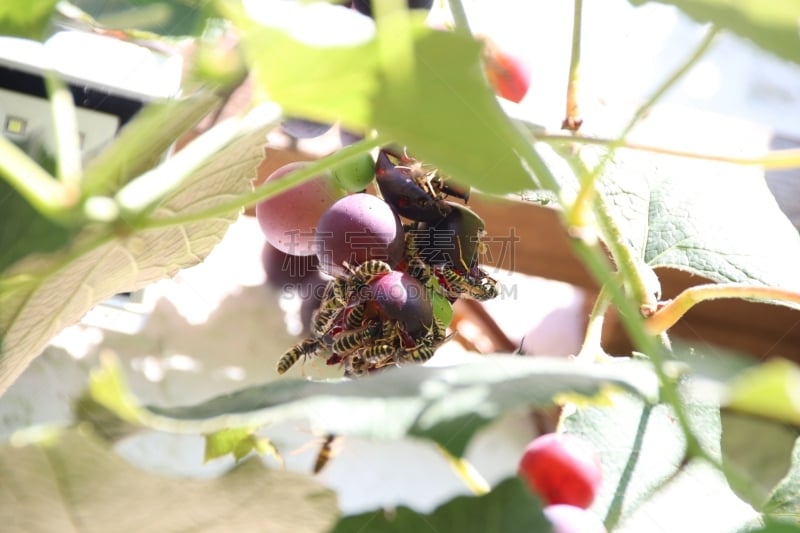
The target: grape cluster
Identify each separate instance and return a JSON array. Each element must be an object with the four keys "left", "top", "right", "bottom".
[{"left": 258, "top": 145, "right": 499, "bottom": 377}]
